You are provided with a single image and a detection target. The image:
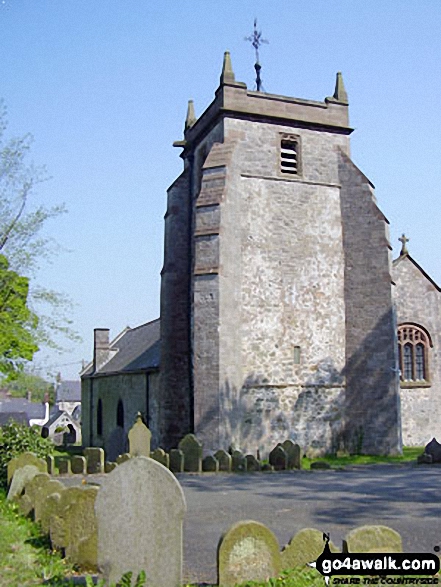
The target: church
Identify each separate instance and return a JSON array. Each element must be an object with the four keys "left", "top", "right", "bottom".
[{"left": 80, "top": 52, "right": 441, "bottom": 461}]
